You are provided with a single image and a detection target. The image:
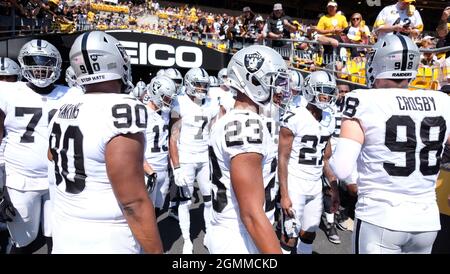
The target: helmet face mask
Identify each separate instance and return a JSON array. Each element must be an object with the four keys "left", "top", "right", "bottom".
[
  {"left": 265, "top": 72, "right": 291, "bottom": 111},
  {"left": 18, "top": 39, "right": 61, "bottom": 88},
  {"left": 161, "top": 94, "right": 174, "bottom": 112},
  {"left": 304, "top": 71, "right": 338, "bottom": 110},
  {"left": 184, "top": 68, "right": 210, "bottom": 100}
]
